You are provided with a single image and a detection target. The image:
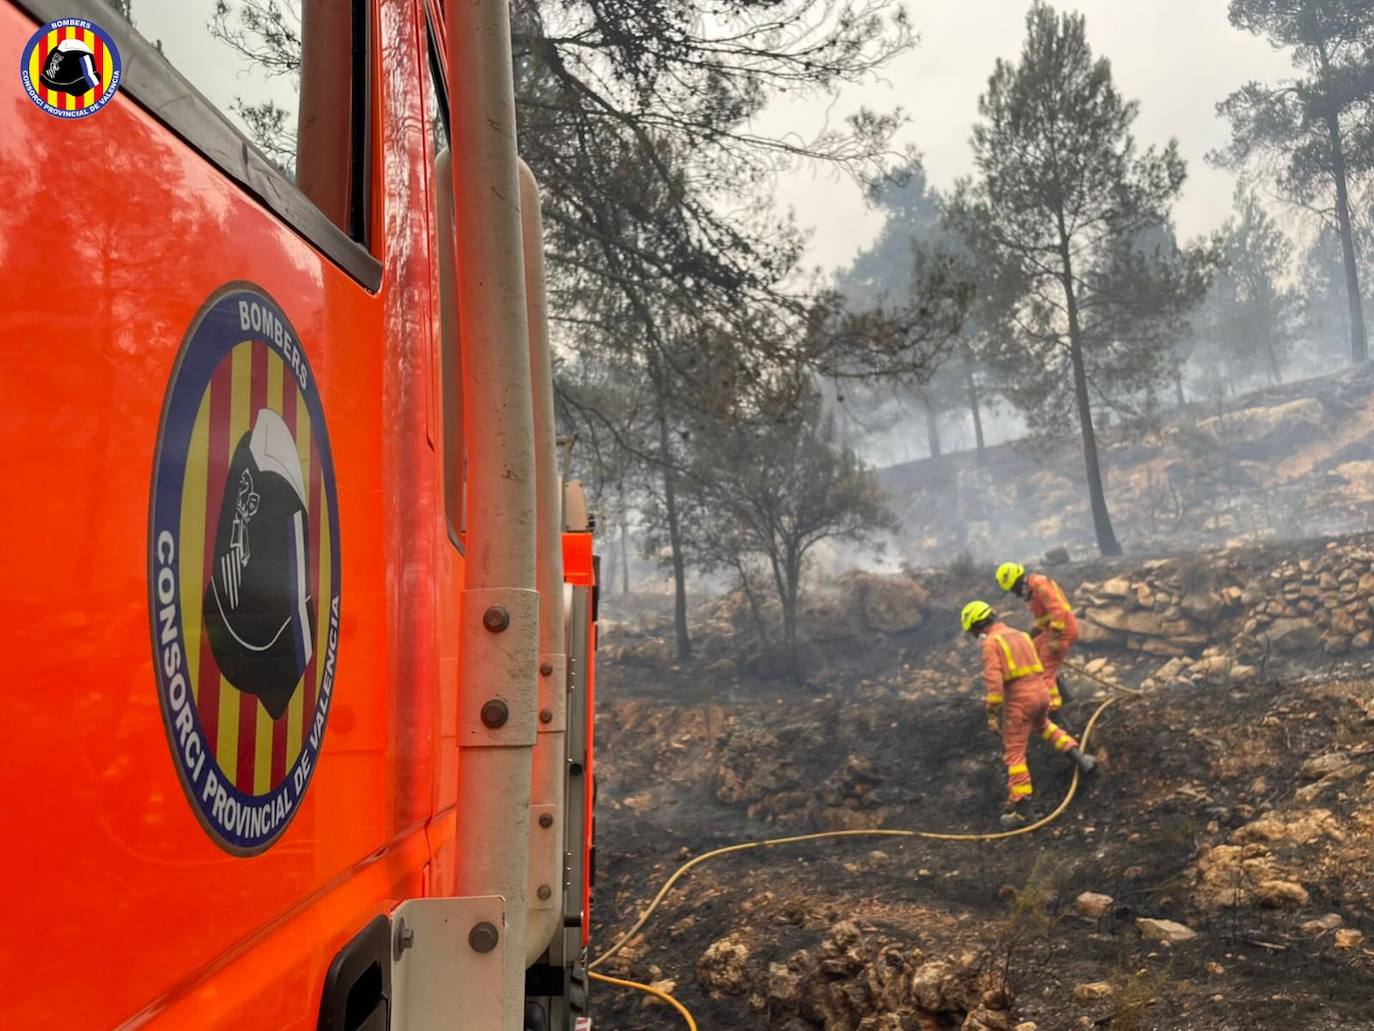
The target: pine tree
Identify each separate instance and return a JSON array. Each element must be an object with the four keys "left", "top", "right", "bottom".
[
  {"left": 1196, "top": 187, "right": 1303, "bottom": 389},
  {"left": 945, "top": 2, "right": 1210, "bottom": 557},
  {"left": 1216, "top": 0, "right": 1374, "bottom": 364}
]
